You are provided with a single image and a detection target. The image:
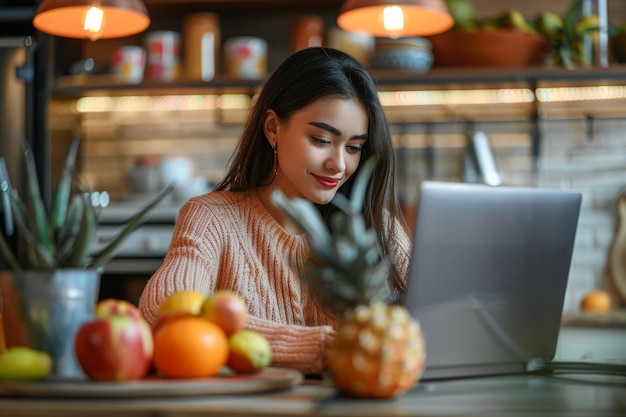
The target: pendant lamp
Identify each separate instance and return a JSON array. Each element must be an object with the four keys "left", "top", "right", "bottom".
[
  {"left": 337, "top": 0, "right": 454, "bottom": 38},
  {"left": 33, "top": 0, "right": 150, "bottom": 40}
]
